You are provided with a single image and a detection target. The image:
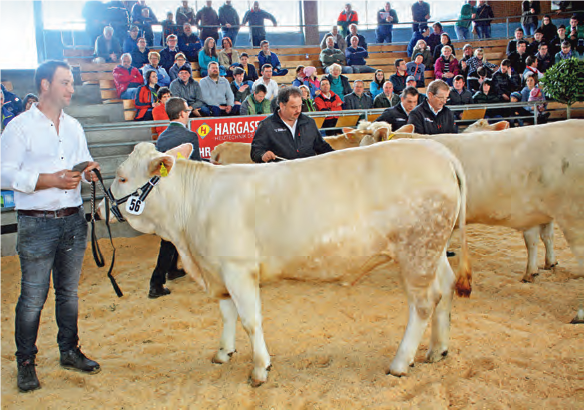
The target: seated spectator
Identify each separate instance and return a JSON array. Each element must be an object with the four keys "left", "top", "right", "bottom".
[
  {"left": 390, "top": 59, "right": 408, "bottom": 94},
  {"left": 299, "top": 85, "right": 316, "bottom": 112},
  {"left": 161, "top": 11, "right": 178, "bottom": 46},
  {"left": 134, "top": 69, "right": 160, "bottom": 121},
  {"left": 123, "top": 25, "right": 140, "bottom": 53},
  {"left": 412, "top": 39, "right": 433, "bottom": 70},
  {"left": 432, "top": 33, "right": 456, "bottom": 62},
  {"left": 324, "top": 63, "right": 352, "bottom": 102},
  {"left": 467, "top": 66, "right": 490, "bottom": 94},
  {"left": 373, "top": 80, "right": 399, "bottom": 108},
  {"left": 337, "top": 4, "right": 359, "bottom": 38},
  {"left": 406, "top": 54, "right": 426, "bottom": 88},
  {"left": 555, "top": 40, "right": 578, "bottom": 63},
  {"left": 199, "top": 62, "right": 235, "bottom": 116},
  {"left": 303, "top": 66, "right": 321, "bottom": 98},
  {"left": 218, "top": 37, "right": 240, "bottom": 77},
  {"left": 521, "top": 73, "right": 538, "bottom": 106},
  {"left": 258, "top": 40, "right": 289, "bottom": 77},
  {"left": 466, "top": 48, "right": 497, "bottom": 78},
  {"left": 315, "top": 76, "right": 343, "bottom": 133},
  {"left": 459, "top": 44, "right": 474, "bottom": 78},
  {"left": 345, "top": 36, "right": 375, "bottom": 73},
  {"left": 539, "top": 15, "right": 557, "bottom": 43},
  {"left": 529, "top": 29, "right": 545, "bottom": 55},
  {"left": 344, "top": 80, "right": 373, "bottom": 110},
  {"left": 169, "top": 53, "right": 192, "bottom": 81},
  {"left": 528, "top": 86, "right": 550, "bottom": 124},
  {"left": 131, "top": 37, "right": 150, "bottom": 69},
  {"left": 231, "top": 67, "right": 252, "bottom": 111},
  {"left": 292, "top": 65, "right": 306, "bottom": 87},
  {"left": 550, "top": 25, "right": 570, "bottom": 57},
  {"left": 252, "top": 64, "right": 279, "bottom": 101},
  {"left": 320, "top": 25, "right": 347, "bottom": 53},
  {"left": 131, "top": 1, "right": 158, "bottom": 46},
  {"left": 0, "top": 83, "right": 23, "bottom": 117},
  {"left": 22, "top": 94, "right": 38, "bottom": 112},
  {"left": 1, "top": 90, "right": 15, "bottom": 132},
  {"left": 427, "top": 22, "right": 444, "bottom": 53},
  {"left": 113, "top": 53, "right": 144, "bottom": 99},
  {"left": 169, "top": 65, "right": 207, "bottom": 117},
  {"left": 407, "top": 24, "right": 430, "bottom": 58},
  {"left": 370, "top": 69, "right": 386, "bottom": 99},
  {"left": 199, "top": 38, "right": 226, "bottom": 77},
  {"left": 345, "top": 24, "right": 367, "bottom": 50},
  {"left": 434, "top": 46, "right": 459, "bottom": 86},
  {"left": 141, "top": 51, "right": 171, "bottom": 87},
  {"left": 233, "top": 53, "right": 259, "bottom": 83},
  {"left": 447, "top": 75, "right": 473, "bottom": 106},
  {"left": 160, "top": 34, "right": 181, "bottom": 73},
  {"left": 508, "top": 91, "right": 531, "bottom": 127},
  {"left": 292, "top": 65, "right": 319, "bottom": 99},
  {"left": 178, "top": 23, "right": 202, "bottom": 62},
  {"left": 152, "top": 87, "right": 172, "bottom": 137},
  {"left": 374, "top": 86, "right": 419, "bottom": 131},
  {"left": 94, "top": 26, "right": 122, "bottom": 63},
  {"left": 506, "top": 27, "right": 525, "bottom": 57},
  {"left": 523, "top": 56, "right": 544, "bottom": 82},
  {"left": 509, "top": 40, "right": 529, "bottom": 74},
  {"left": 492, "top": 59, "right": 519, "bottom": 102},
  {"left": 241, "top": 83, "right": 271, "bottom": 115},
  {"left": 472, "top": 78, "right": 501, "bottom": 119},
  {"left": 405, "top": 76, "right": 427, "bottom": 105},
  {"left": 535, "top": 43, "right": 553, "bottom": 73},
  {"left": 321, "top": 36, "right": 353, "bottom": 74}
]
